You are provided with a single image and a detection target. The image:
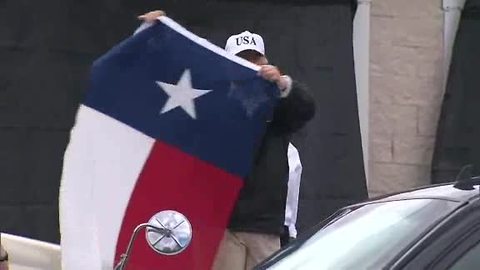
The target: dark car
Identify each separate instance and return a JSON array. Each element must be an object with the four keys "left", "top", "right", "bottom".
[{"left": 256, "top": 177, "right": 480, "bottom": 270}]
